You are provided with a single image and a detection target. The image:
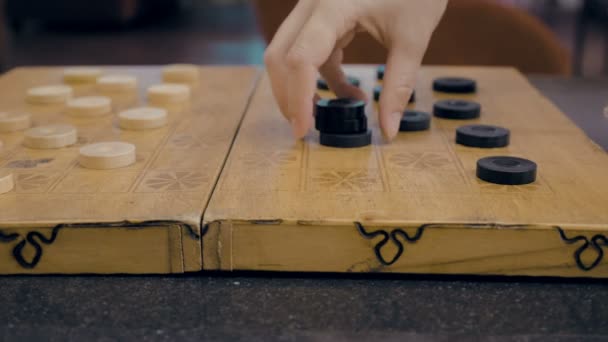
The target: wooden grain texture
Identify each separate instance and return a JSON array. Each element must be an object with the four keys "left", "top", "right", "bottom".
[
  {"left": 0, "top": 66, "right": 259, "bottom": 274},
  {"left": 204, "top": 66, "right": 608, "bottom": 278}
]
